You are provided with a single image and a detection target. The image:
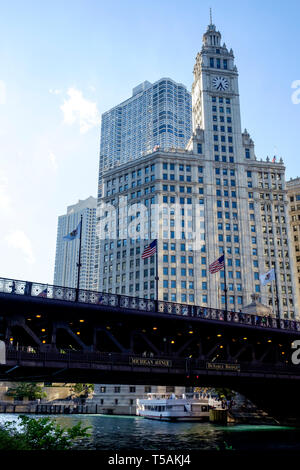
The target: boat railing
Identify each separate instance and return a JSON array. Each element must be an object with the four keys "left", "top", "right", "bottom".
[{"left": 142, "top": 393, "right": 209, "bottom": 401}]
